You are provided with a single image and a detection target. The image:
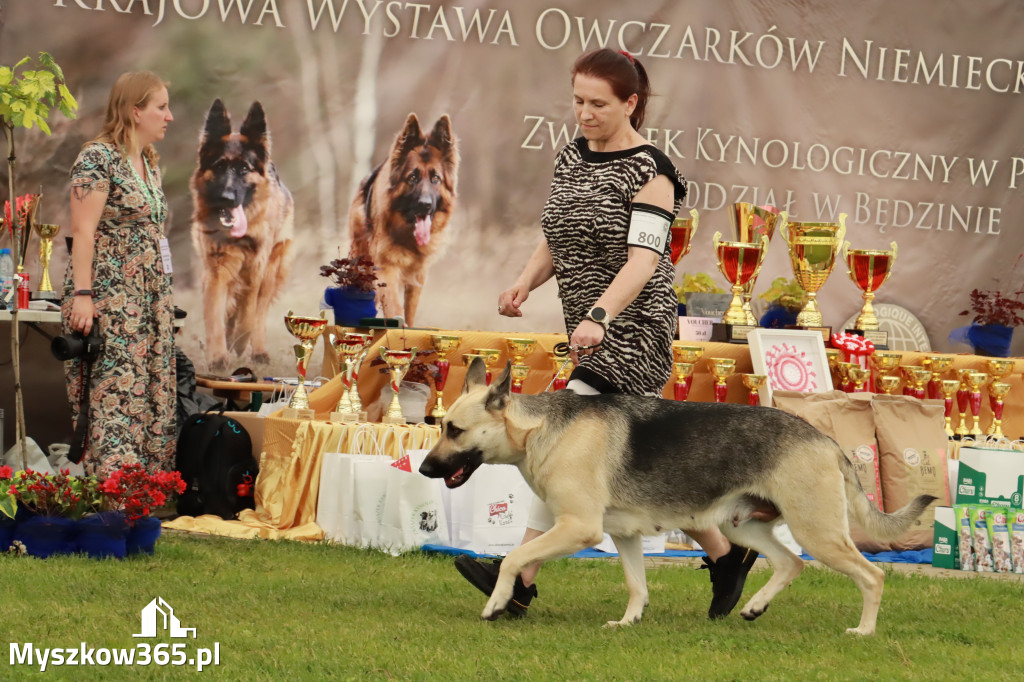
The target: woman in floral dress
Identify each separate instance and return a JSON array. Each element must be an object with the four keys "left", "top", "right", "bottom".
[{"left": 63, "top": 71, "right": 176, "bottom": 477}]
